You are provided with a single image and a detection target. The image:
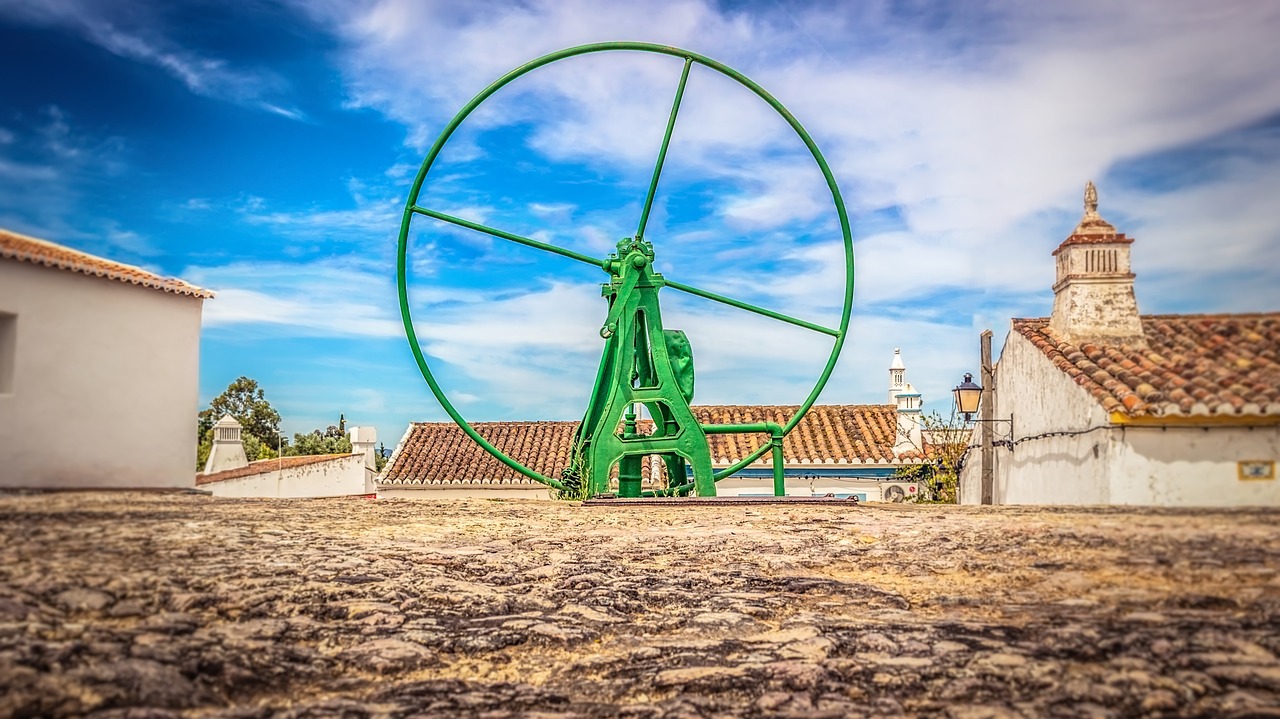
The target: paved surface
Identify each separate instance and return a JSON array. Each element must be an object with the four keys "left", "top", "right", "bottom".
[{"left": 1, "top": 493, "right": 1279, "bottom": 718}]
